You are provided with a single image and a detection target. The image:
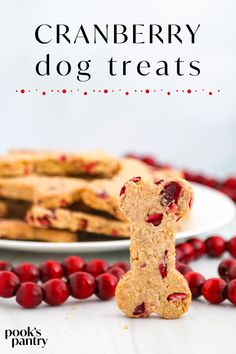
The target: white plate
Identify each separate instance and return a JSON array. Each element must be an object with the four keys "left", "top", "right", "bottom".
[{"left": 0, "top": 183, "right": 235, "bottom": 253}]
